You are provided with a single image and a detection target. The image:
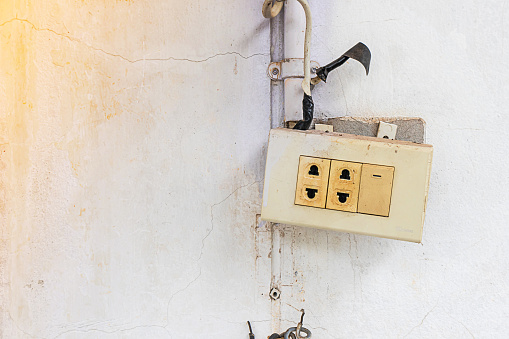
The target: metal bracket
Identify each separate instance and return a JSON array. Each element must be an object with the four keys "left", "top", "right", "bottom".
[{"left": 268, "top": 58, "right": 320, "bottom": 80}]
